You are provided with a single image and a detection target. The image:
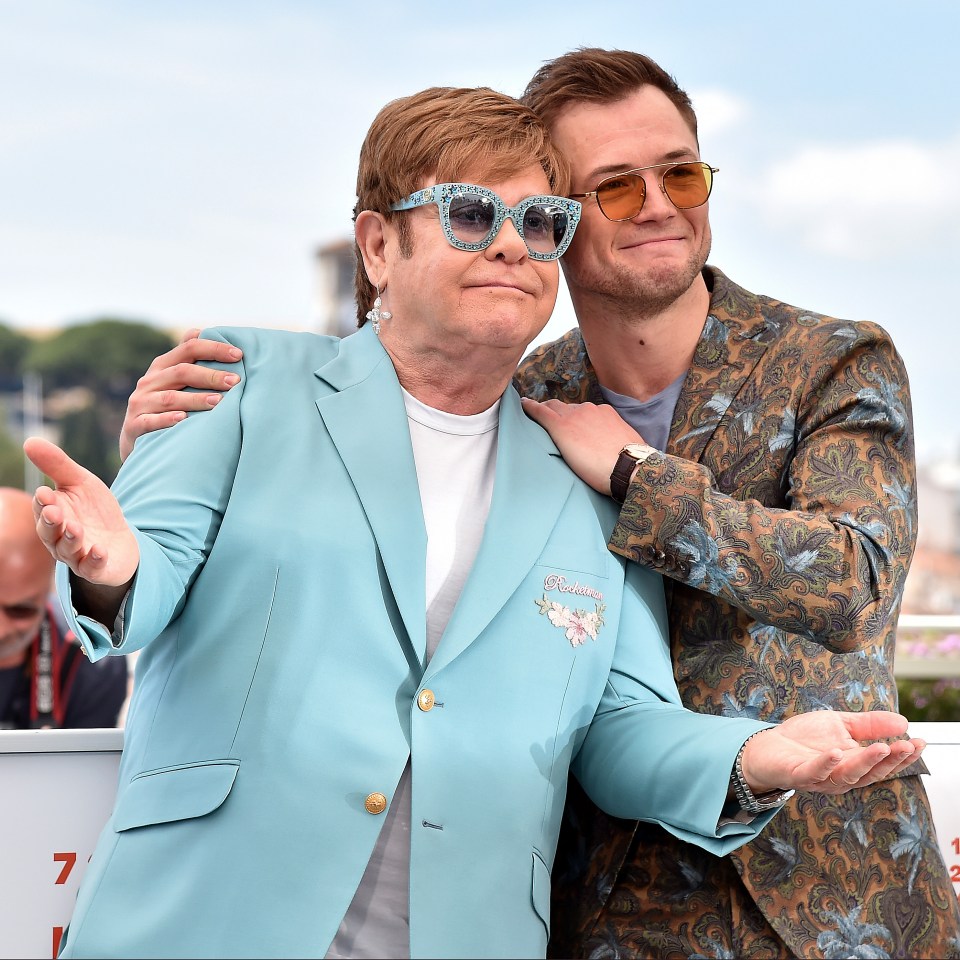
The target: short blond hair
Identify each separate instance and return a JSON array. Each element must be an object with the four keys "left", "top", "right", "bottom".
[{"left": 353, "top": 86, "right": 569, "bottom": 325}]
